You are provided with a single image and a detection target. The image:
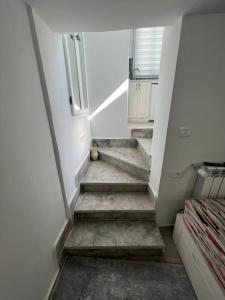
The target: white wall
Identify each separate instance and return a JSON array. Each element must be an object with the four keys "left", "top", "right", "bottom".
[
  {"left": 33, "top": 10, "right": 91, "bottom": 206},
  {"left": 0, "top": 1, "right": 66, "bottom": 300},
  {"left": 150, "top": 18, "right": 182, "bottom": 196},
  {"left": 84, "top": 31, "right": 130, "bottom": 138},
  {"left": 156, "top": 13, "right": 225, "bottom": 225}
]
